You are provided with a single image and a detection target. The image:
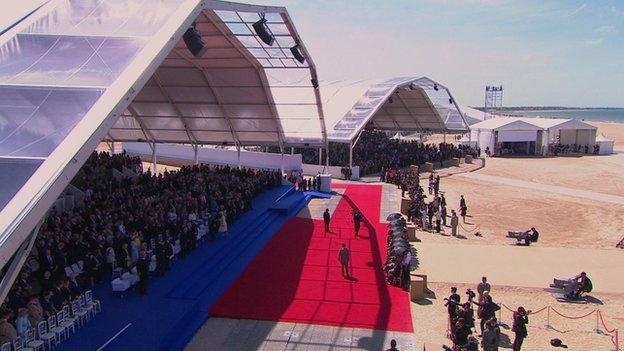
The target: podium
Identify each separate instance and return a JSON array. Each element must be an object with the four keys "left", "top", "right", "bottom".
[{"left": 319, "top": 174, "right": 332, "bottom": 193}]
